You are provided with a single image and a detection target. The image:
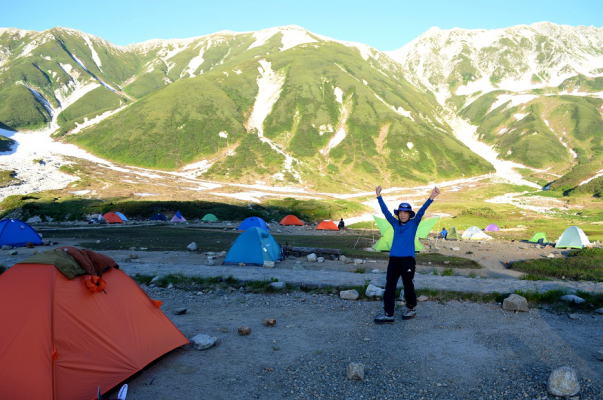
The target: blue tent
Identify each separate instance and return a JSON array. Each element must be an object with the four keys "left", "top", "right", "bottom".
[
  {"left": 238, "top": 216, "right": 269, "bottom": 232},
  {"left": 149, "top": 213, "right": 167, "bottom": 221},
  {"left": 224, "top": 227, "right": 282, "bottom": 265},
  {"left": 0, "top": 219, "right": 43, "bottom": 247},
  {"left": 114, "top": 212, "right": 128, "bottom": 221}
]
